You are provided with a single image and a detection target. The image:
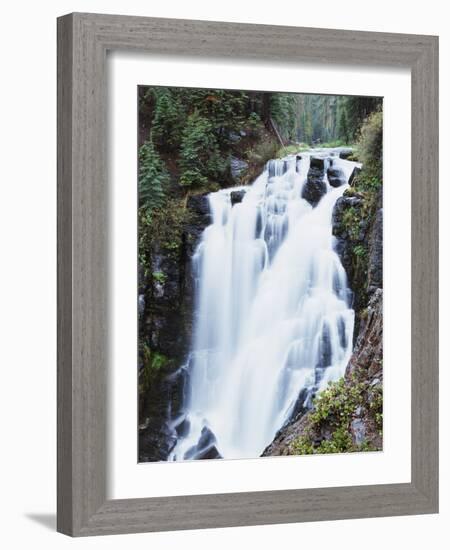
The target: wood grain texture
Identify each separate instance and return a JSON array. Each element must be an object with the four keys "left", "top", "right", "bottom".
[{"left": 57, "top": 12, "right": 439, "bottom": 537}]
